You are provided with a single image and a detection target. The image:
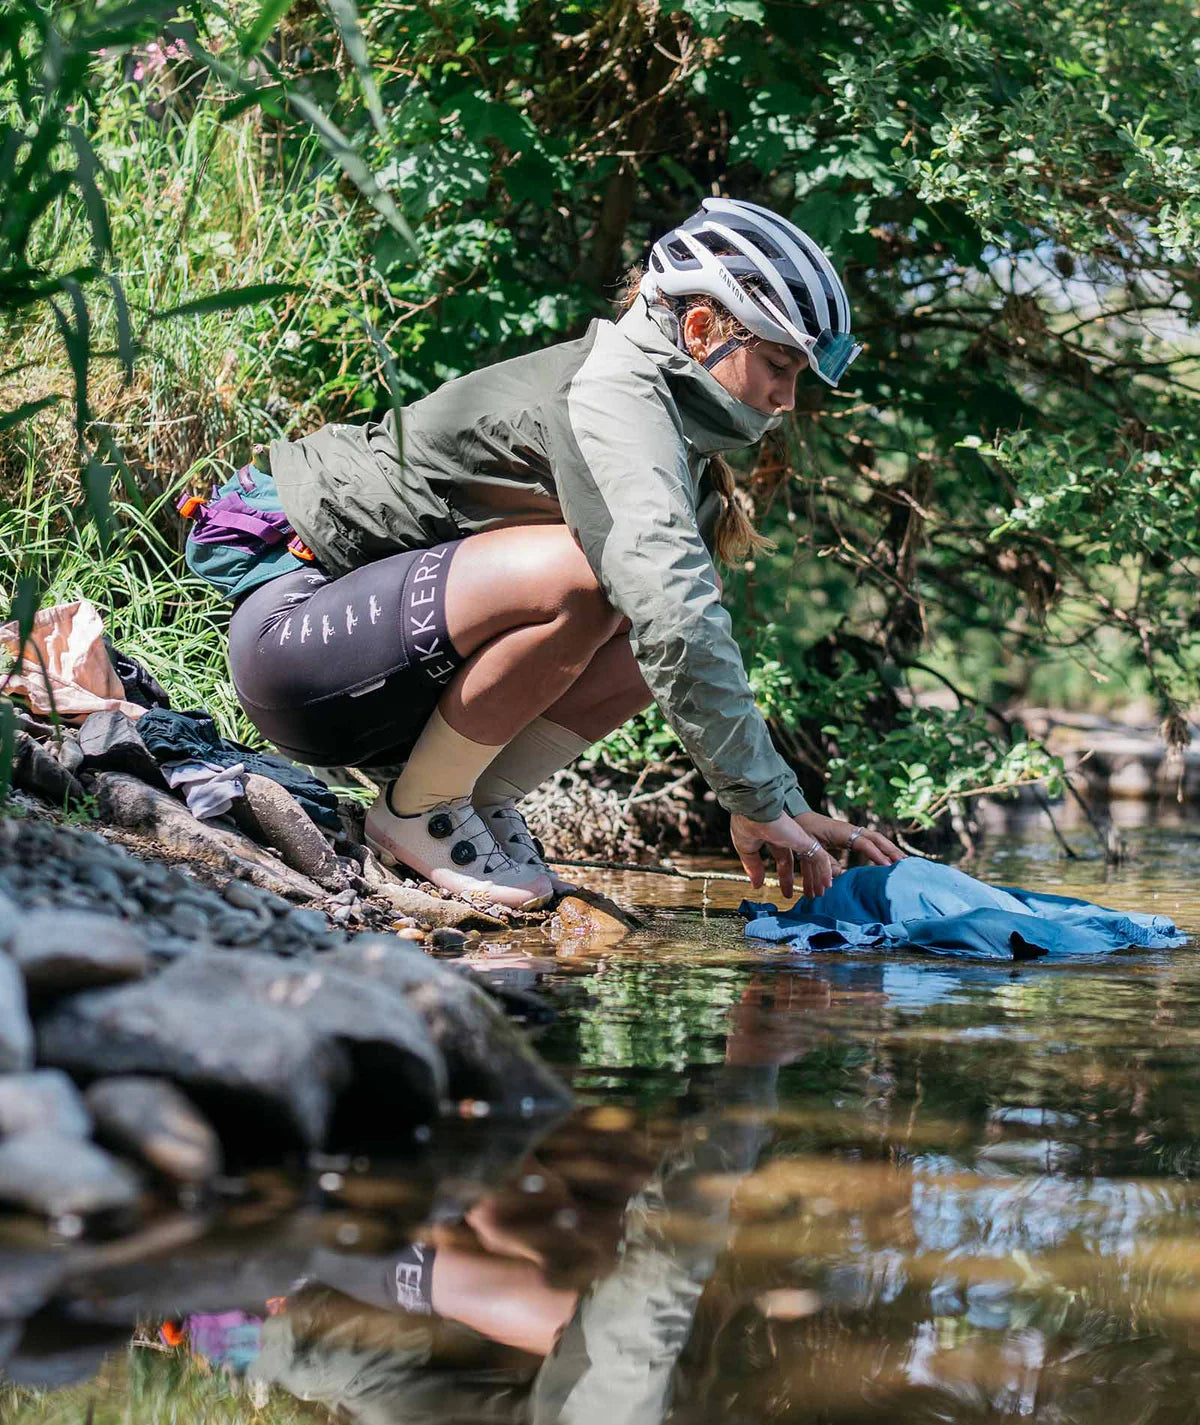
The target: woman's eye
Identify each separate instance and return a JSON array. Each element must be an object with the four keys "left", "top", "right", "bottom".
[{"left": 769, "top": 360, "right": 789, "bottom": 375}]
